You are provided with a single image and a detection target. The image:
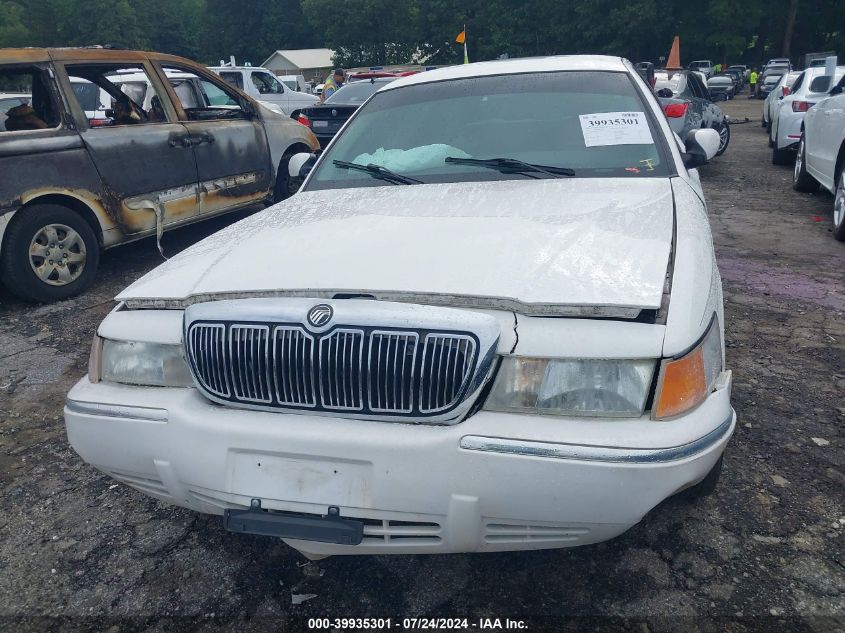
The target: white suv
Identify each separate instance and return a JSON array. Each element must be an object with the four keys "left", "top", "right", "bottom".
[
  {"left": 688, "top": 60, "right": 713, "bottom": 78},
  {"left": 65, "top": 56, "right": 733, "bottom": 559}
]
